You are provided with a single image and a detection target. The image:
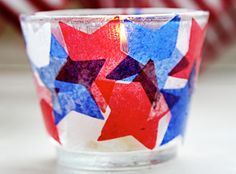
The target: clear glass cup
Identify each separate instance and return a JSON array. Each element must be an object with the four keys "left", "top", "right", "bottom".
[{"left": 20, "top": 8, "right": 209, "bottom": 171}]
